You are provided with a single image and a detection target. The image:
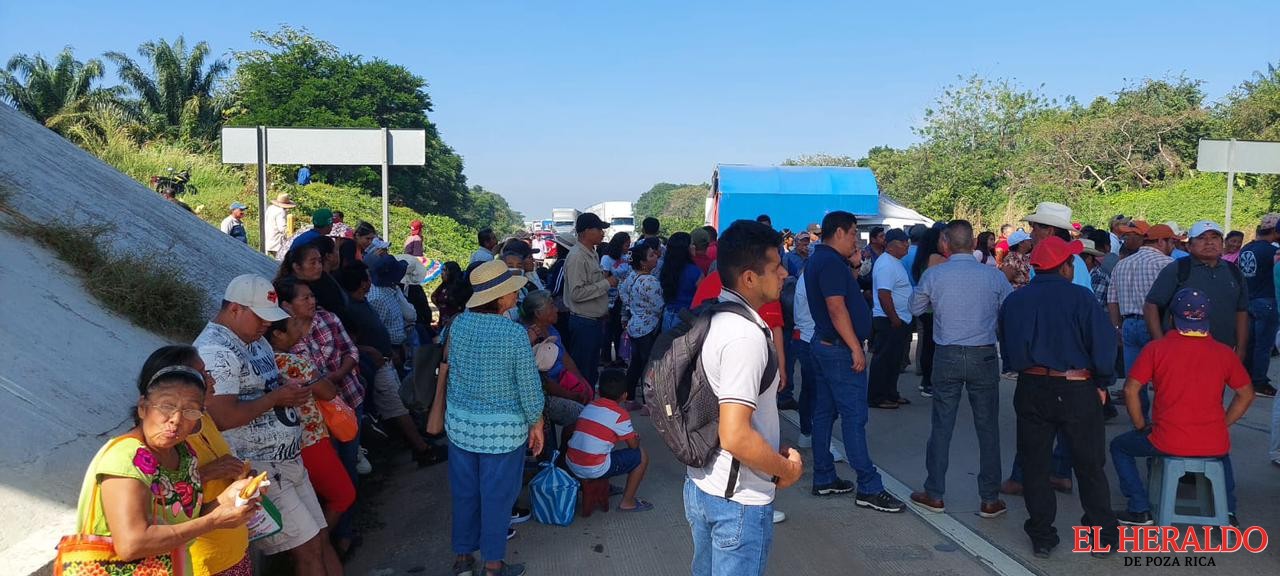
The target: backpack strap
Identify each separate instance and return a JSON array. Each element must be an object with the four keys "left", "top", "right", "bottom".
[{"left": 709, "top": 300, "right": 780, "bottom": 499}]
